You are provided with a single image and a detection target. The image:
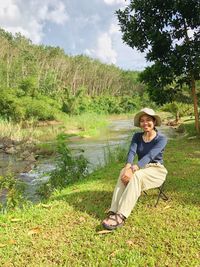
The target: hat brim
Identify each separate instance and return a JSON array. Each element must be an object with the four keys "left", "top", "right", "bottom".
[{"left": 134, "top": 111, "right": 161, "bottom": 127}]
